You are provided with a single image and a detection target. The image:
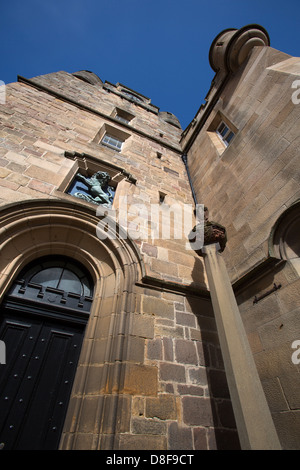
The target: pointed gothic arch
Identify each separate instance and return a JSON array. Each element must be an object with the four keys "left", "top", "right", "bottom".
[{"left": 269, "top": 199, "right": 300, "bottom": 275}]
